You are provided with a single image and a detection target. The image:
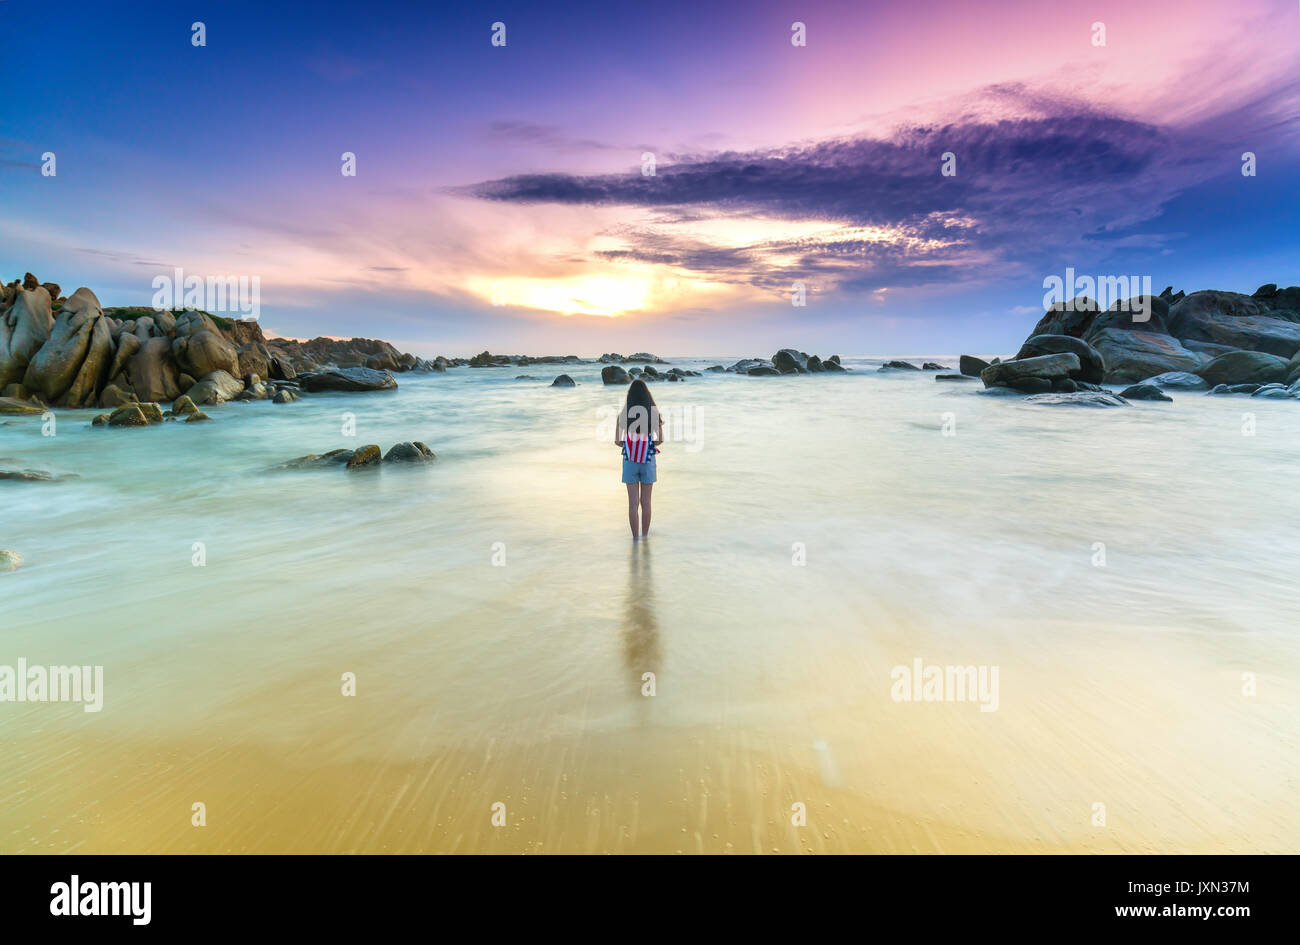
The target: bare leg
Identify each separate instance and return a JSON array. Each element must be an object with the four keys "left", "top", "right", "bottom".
[
  {"left": 639, "top": 482, "right": 653, "bottom": 537},
  {"left": 626, "top": 483, "right": 640, "bottom": 538}
]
